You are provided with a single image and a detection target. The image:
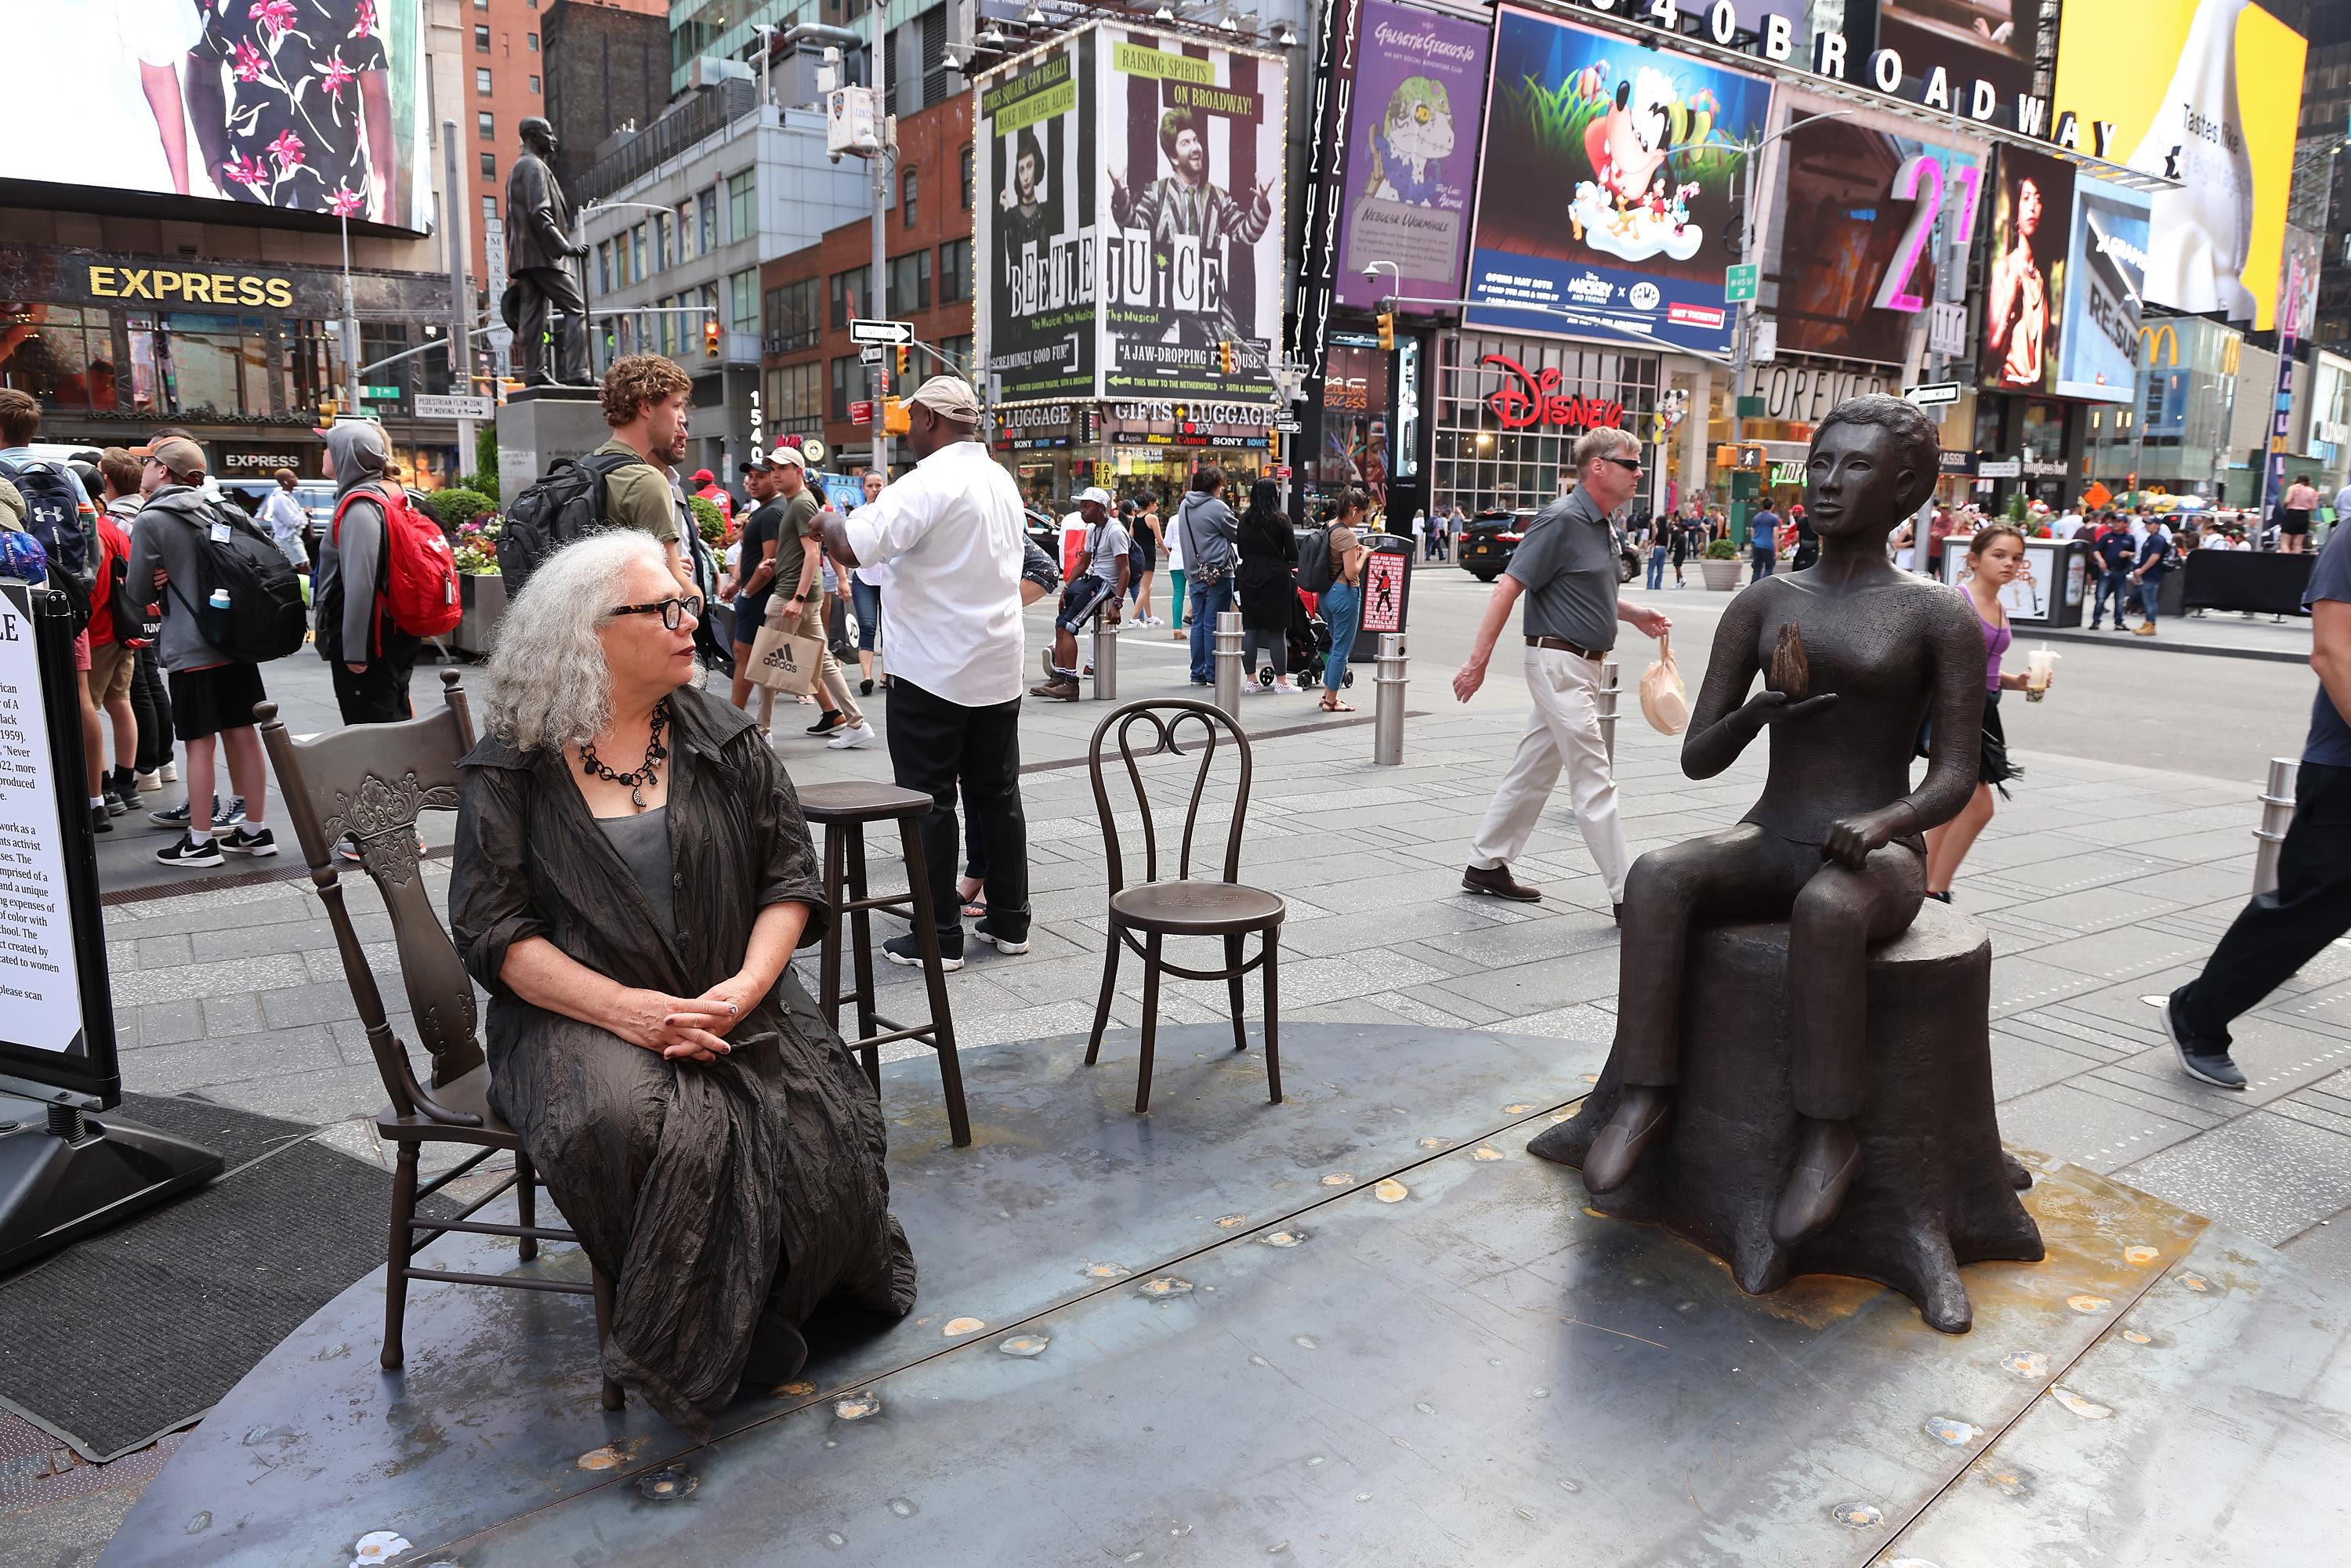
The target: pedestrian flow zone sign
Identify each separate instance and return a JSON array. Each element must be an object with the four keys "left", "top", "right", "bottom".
[{"left": 849, "top": 318, "right": 914, "bottom": 346}]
